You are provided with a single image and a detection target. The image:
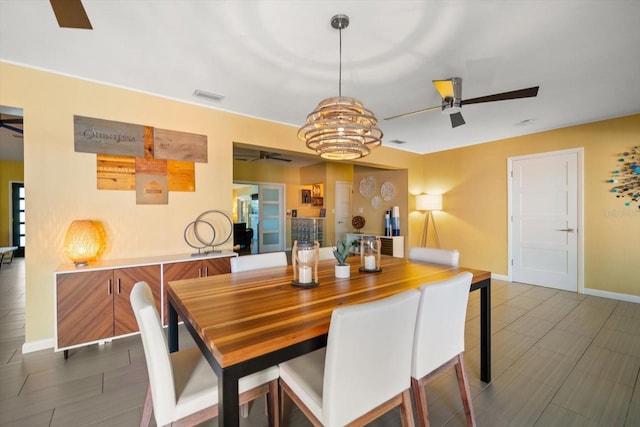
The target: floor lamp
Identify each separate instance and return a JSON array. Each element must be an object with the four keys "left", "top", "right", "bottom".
[{"left": 416, "top": 194, "right": 442, "bottom": 248}]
